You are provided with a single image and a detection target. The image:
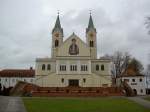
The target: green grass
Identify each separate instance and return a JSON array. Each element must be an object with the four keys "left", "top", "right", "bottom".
[{"left": 23, "top": 97, "right": 150, "bottom": 112}]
